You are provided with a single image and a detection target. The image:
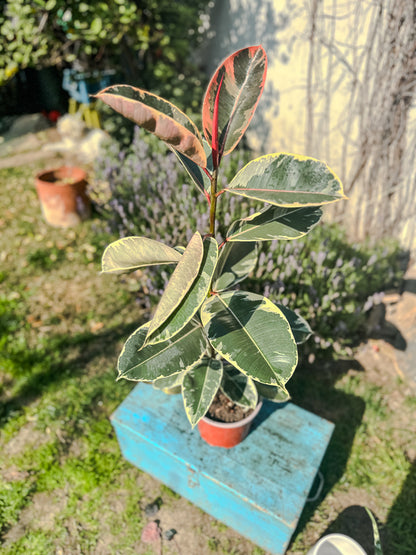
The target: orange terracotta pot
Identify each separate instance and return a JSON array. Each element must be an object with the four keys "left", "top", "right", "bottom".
[
  {"left": 35, "top": 166, "right": 90, "bottom": 227},
  {"left": 197, "top": 401, "right": 263, "bottom": 448}
]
